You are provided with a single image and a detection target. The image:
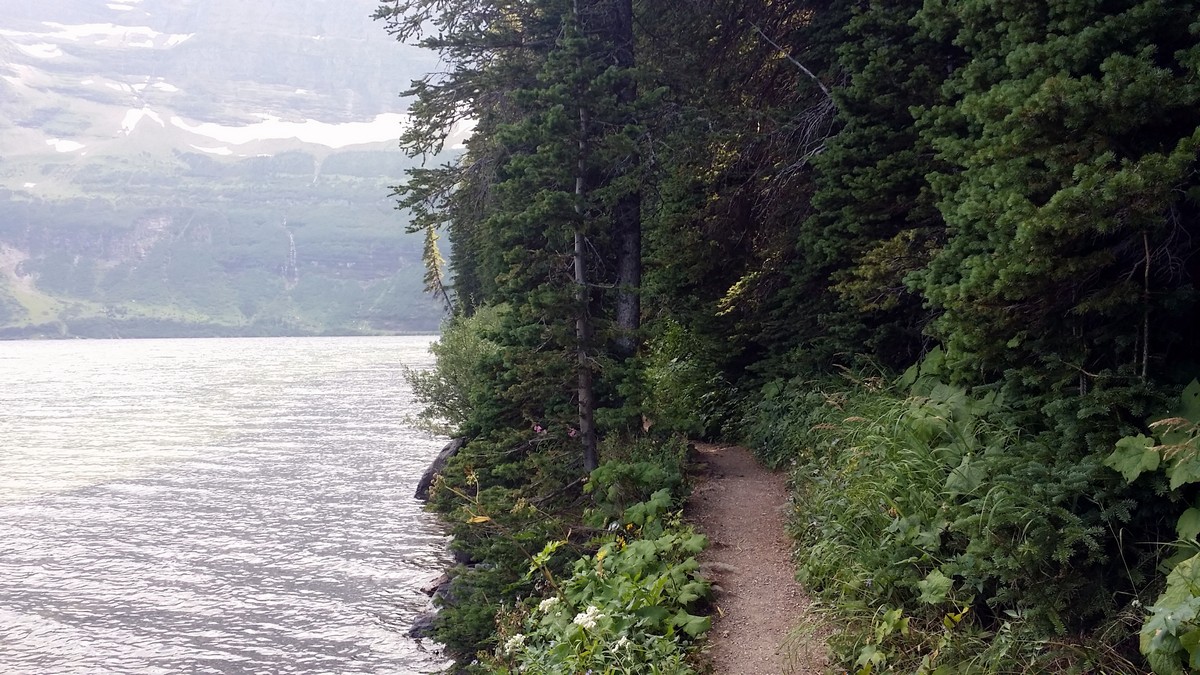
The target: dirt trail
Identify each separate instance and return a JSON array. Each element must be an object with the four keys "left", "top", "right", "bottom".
[{"left": 689, "top": 442, "right": 828, "bottom": 674}]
